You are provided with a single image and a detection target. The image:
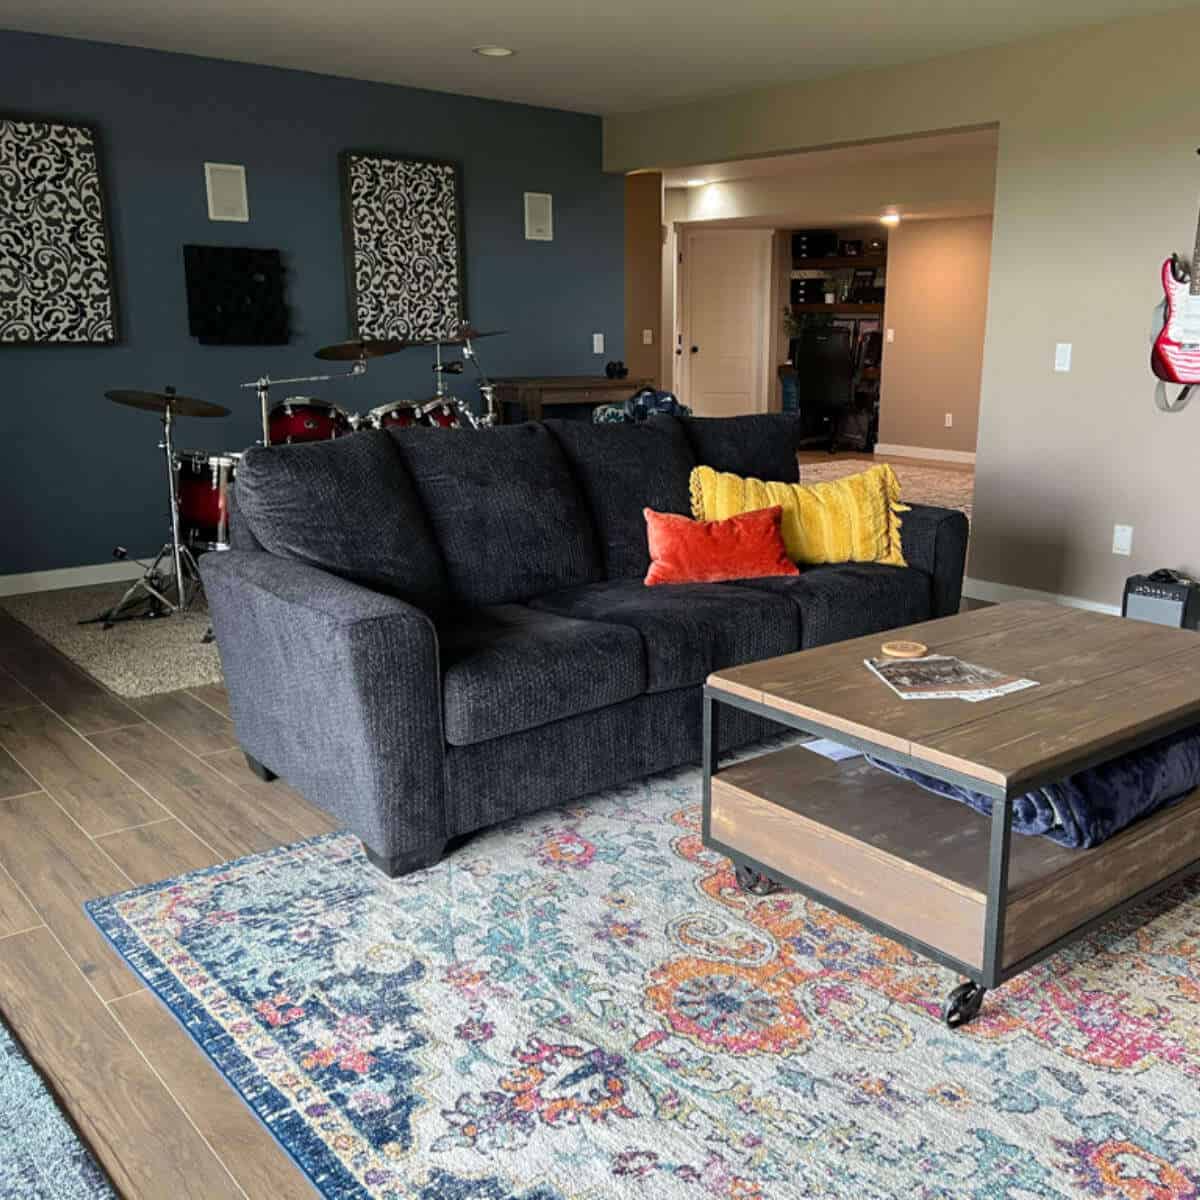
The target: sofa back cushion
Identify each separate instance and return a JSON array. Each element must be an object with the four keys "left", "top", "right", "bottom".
[
  {"left": 546, "top": 417, "right": 696, "bottom": 579},
  {"left": 235, "top": 431, "right": 451, "bottom": 611},
  {"left": 678, "top": 412, "right": 803, "bottom": 482},
  {"left": 390, "top": 423, "right": 602, "bottom": 607}
]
